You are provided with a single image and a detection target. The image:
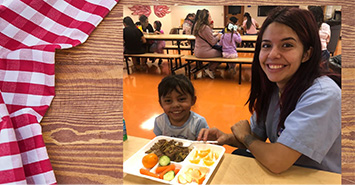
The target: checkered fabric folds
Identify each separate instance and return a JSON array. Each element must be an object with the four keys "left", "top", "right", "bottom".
[{"left": 0, "top": 0, "right": 118, "bottom": 184}]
